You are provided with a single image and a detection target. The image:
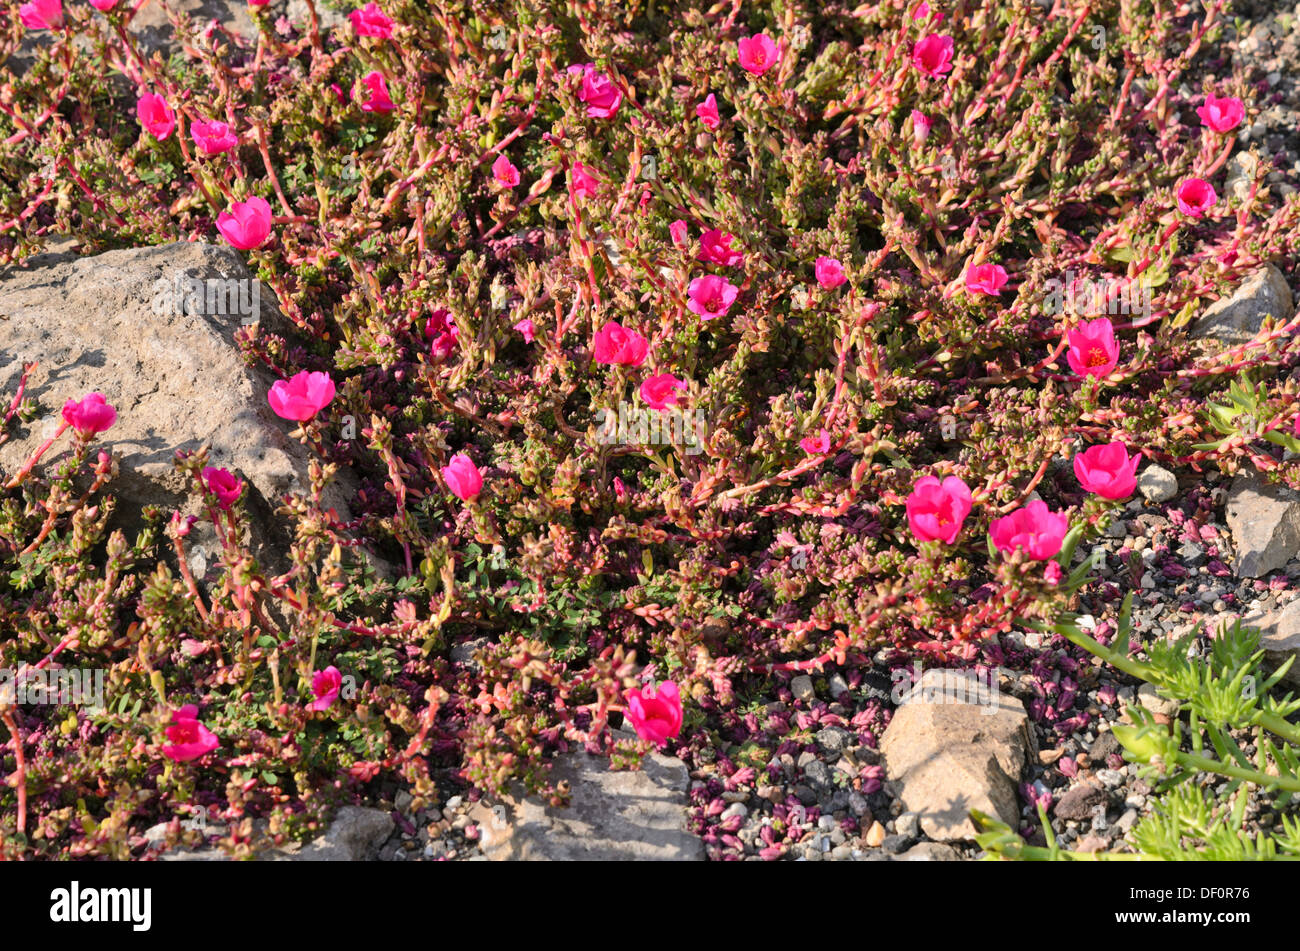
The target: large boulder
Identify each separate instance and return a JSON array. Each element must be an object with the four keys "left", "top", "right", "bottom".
[
  {"left": 880, "top": 669, "right": 1033, "bottom": 841},
  {"left": 0, "top": 241, "right": 355, "bottom": 578}
]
